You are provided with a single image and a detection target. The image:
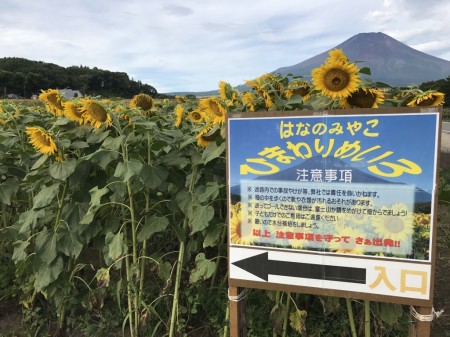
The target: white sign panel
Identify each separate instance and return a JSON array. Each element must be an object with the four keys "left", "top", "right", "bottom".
[{"left": 230, "top": 247, "right": 431, "bottom": 300}]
